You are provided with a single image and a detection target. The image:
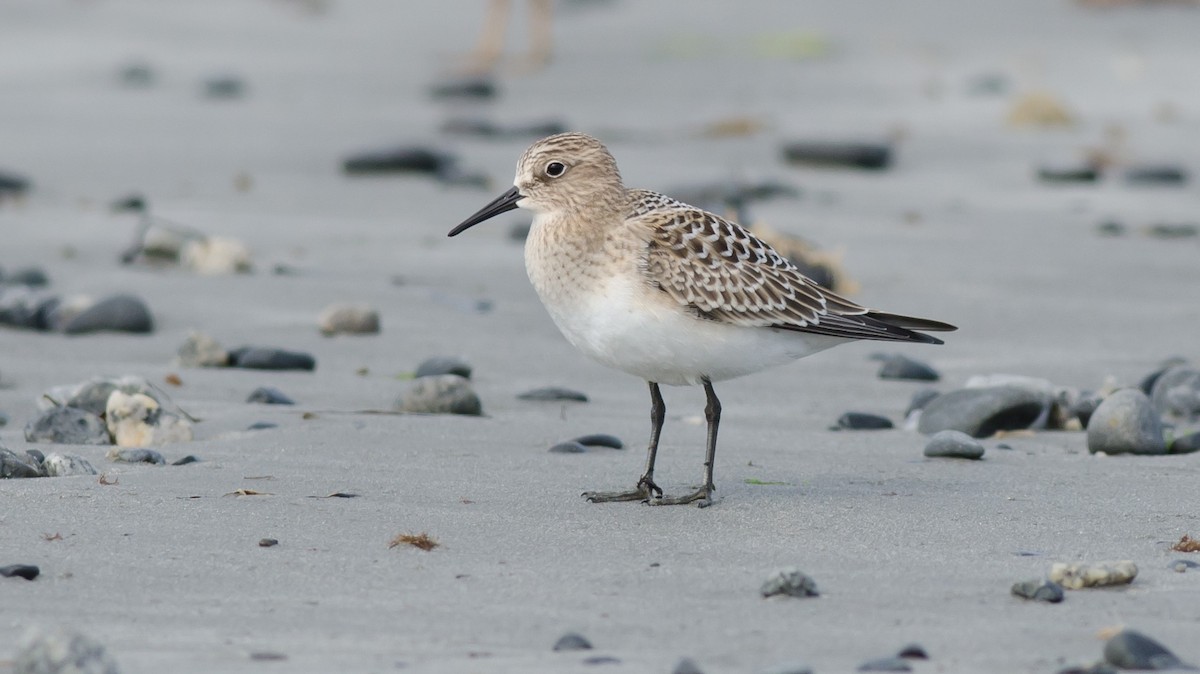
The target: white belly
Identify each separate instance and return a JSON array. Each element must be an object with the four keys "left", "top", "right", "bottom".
[{"left": 530, "top": 266, "right": 842, "bottom": 386}]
